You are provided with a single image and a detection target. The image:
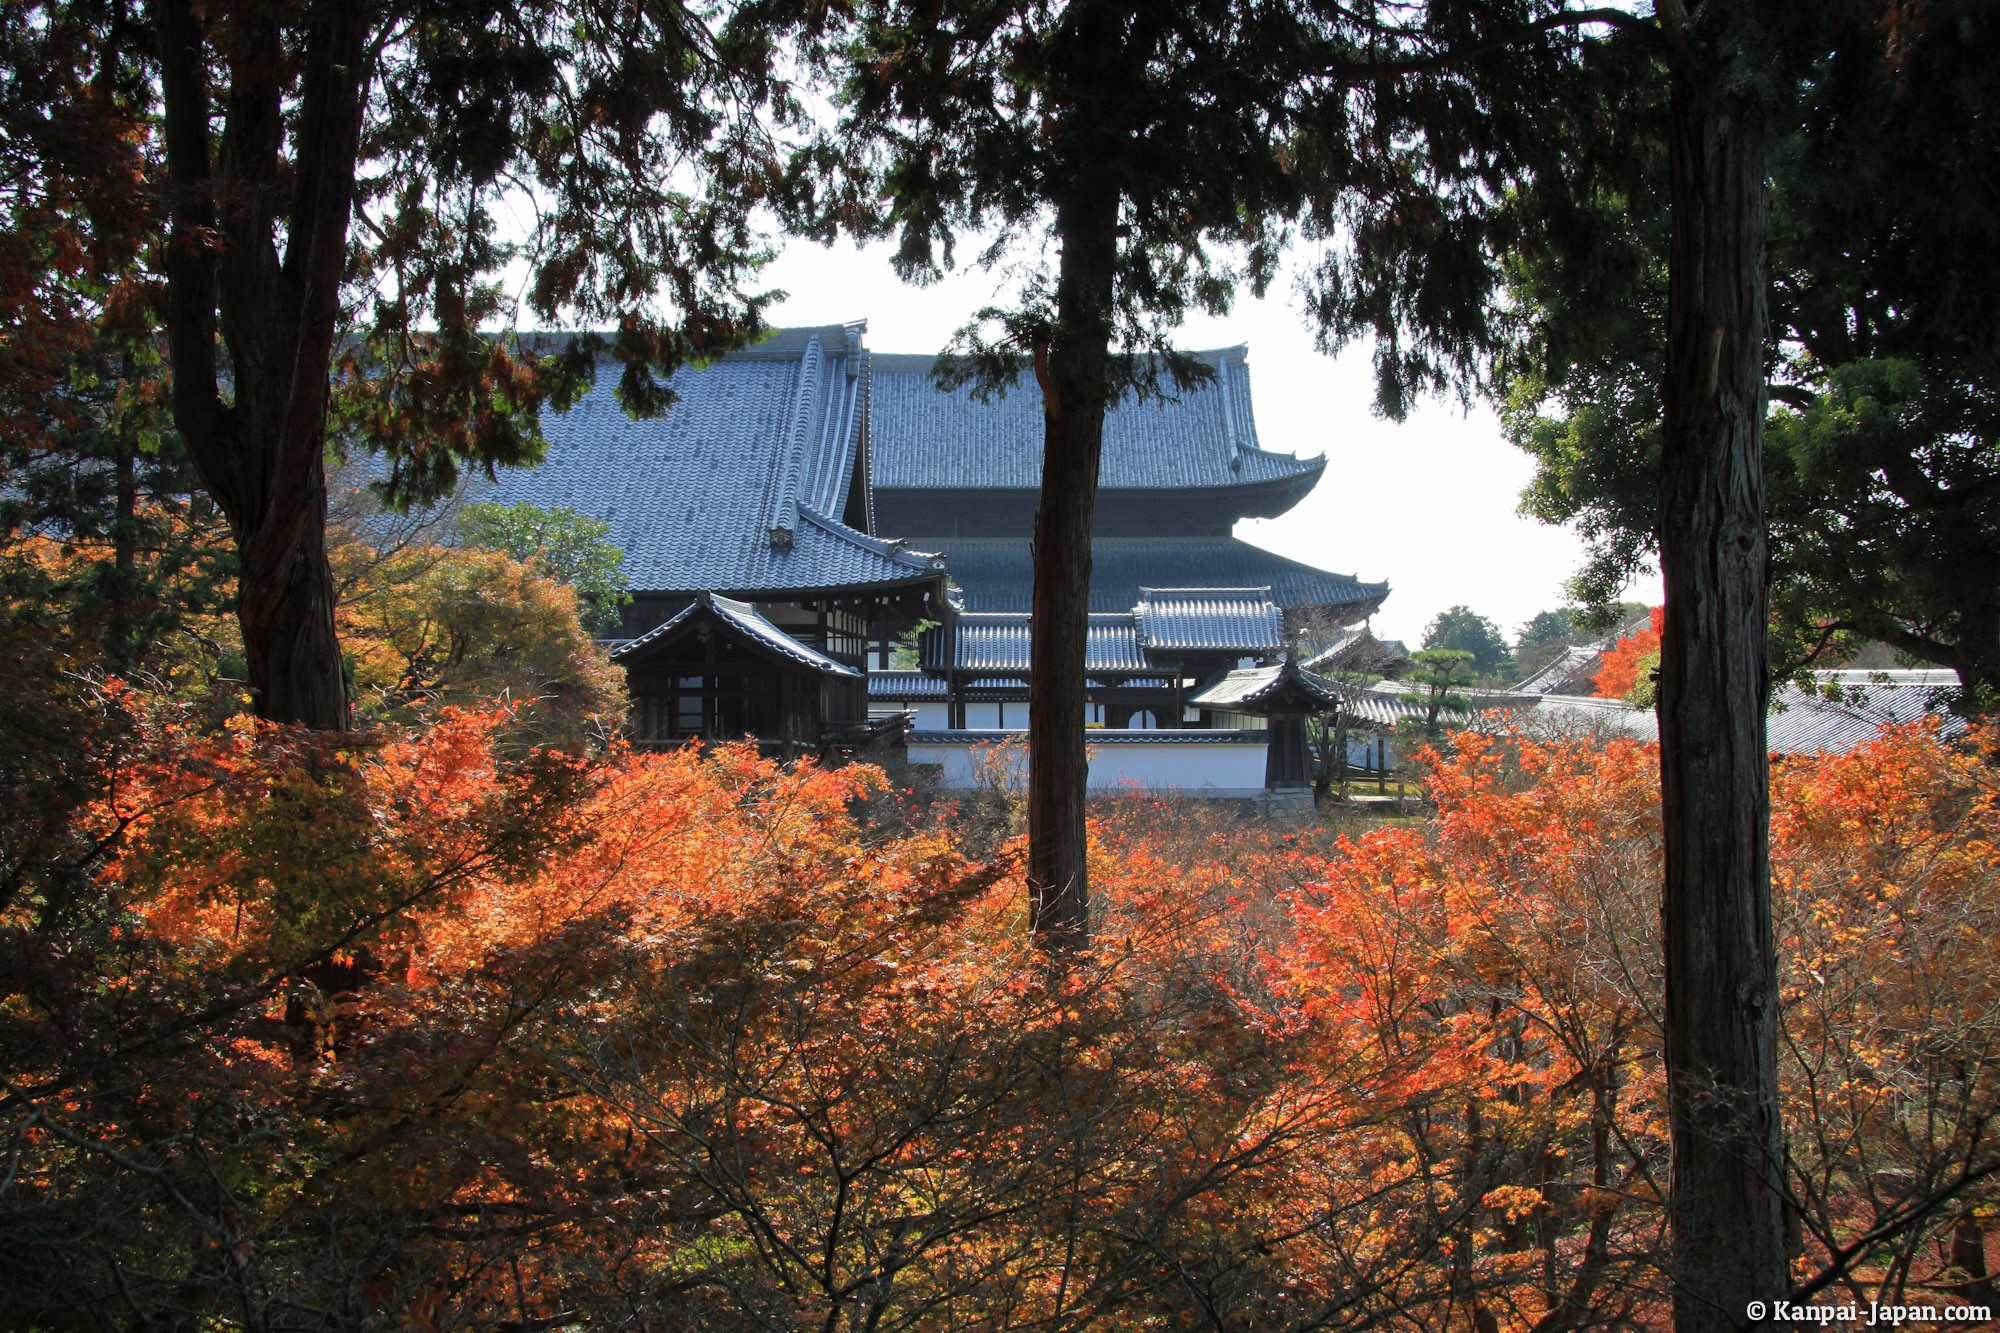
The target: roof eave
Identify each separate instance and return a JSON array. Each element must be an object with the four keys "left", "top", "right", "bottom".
[{"left": 611, "top": 597, "right": 862, "bottom": 679}]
